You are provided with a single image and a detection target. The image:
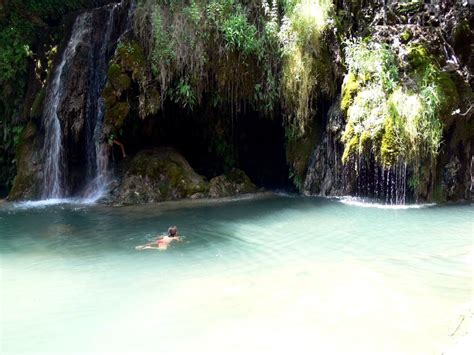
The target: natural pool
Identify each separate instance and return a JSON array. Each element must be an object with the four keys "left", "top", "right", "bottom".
[{"left": 0, "top": 194, "right": 472, "bottom": 354}]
